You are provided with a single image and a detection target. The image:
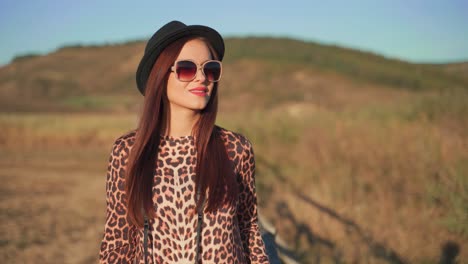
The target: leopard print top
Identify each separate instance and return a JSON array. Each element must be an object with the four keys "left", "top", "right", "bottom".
[{"left": 99, "top": 126, "right": 270, "bottom": 263}]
